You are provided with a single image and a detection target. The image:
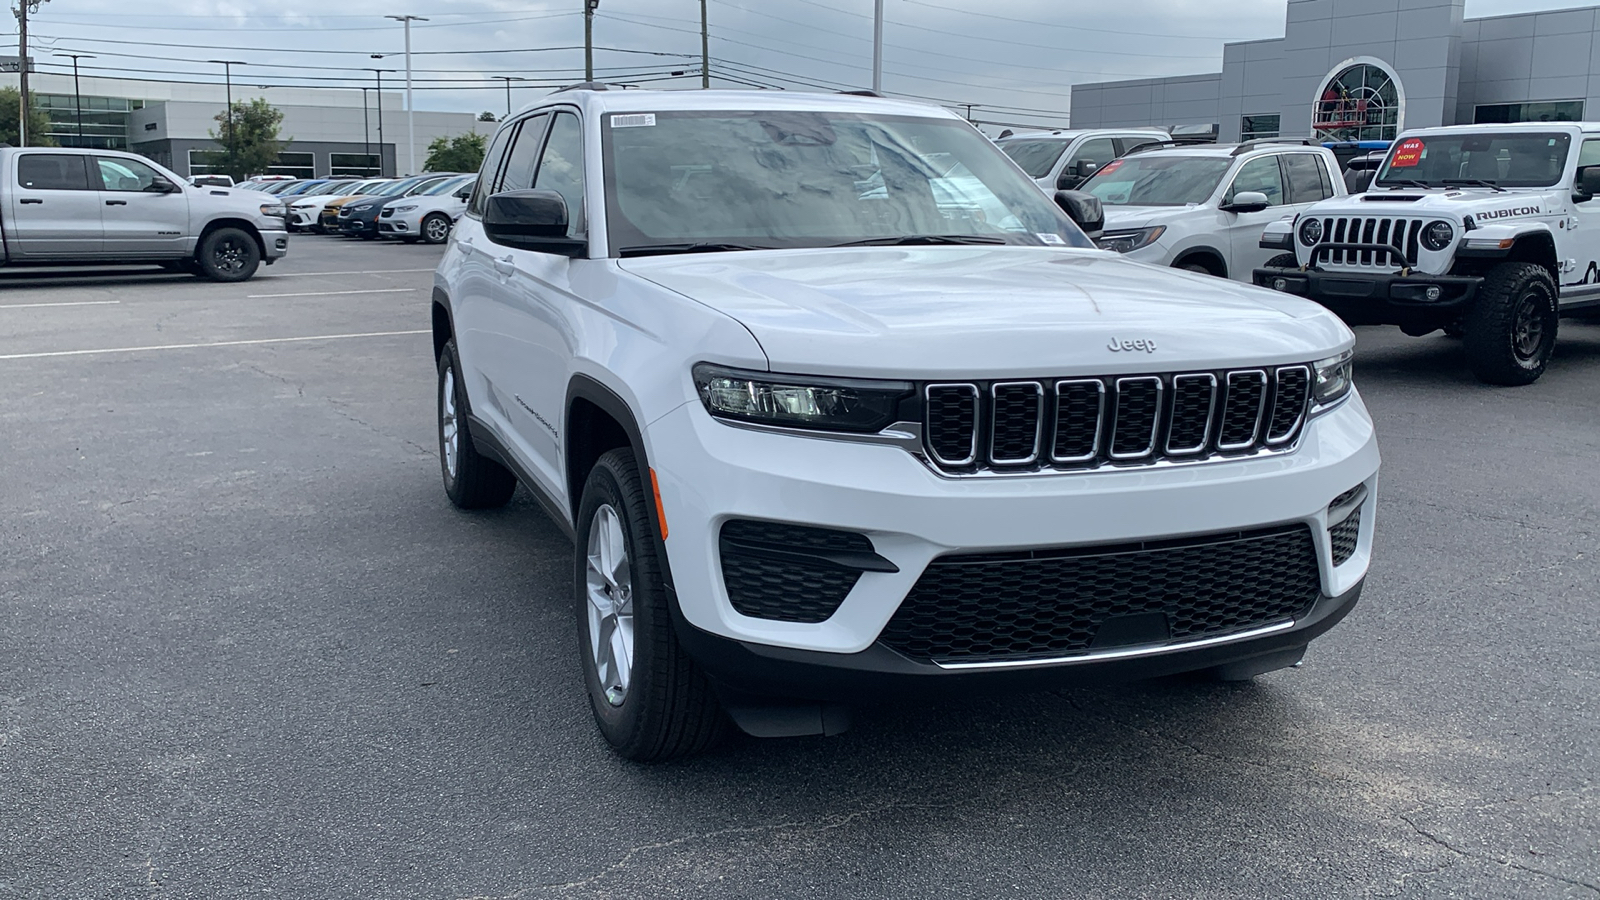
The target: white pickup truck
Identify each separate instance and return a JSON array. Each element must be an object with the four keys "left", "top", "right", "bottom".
[{"left": 0, "top": 147, "right": 289, "bottom": 281}]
